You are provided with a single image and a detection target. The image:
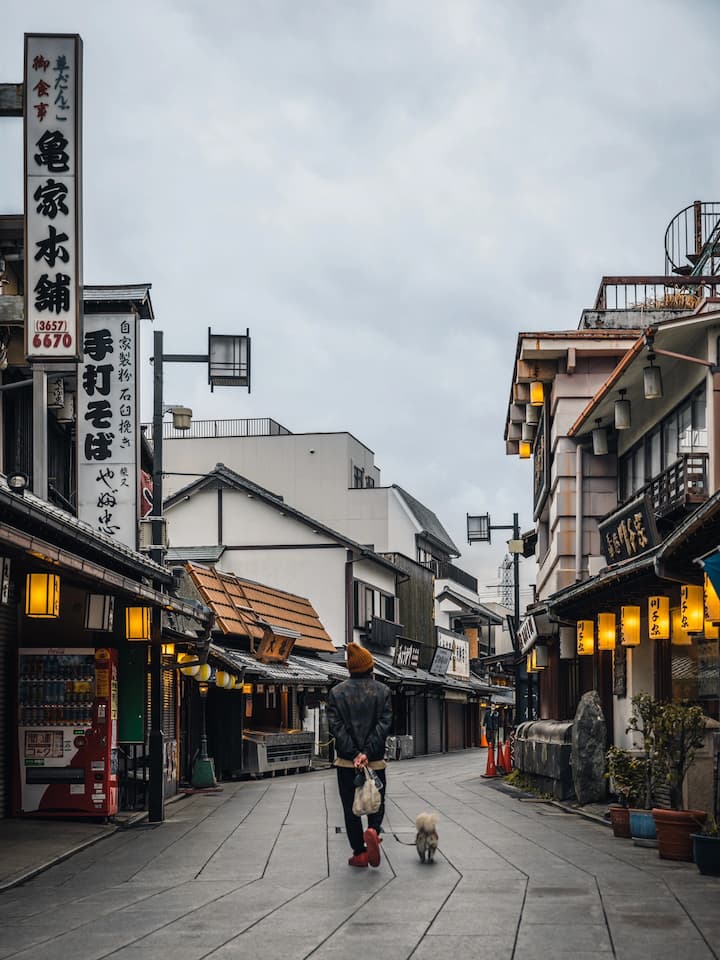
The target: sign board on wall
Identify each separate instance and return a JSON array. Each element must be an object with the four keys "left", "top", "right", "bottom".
[
  {"left": 24, "top": 34, "right": 83, "bottom": 361},
  {"left": 429, "top": 645, "right": 451, "bottom": 677},
  {"left": 393, "top": 637, "right": 421, "bottom": 669},
  {"left": 77, "top": 315, "right": 139, "bottom": 546},
  {"left": 437, "top": 632, "right": 470, "bottom": 679},
  {"left": 598, "top": 494, "right": 658, "bottom": 566}
]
